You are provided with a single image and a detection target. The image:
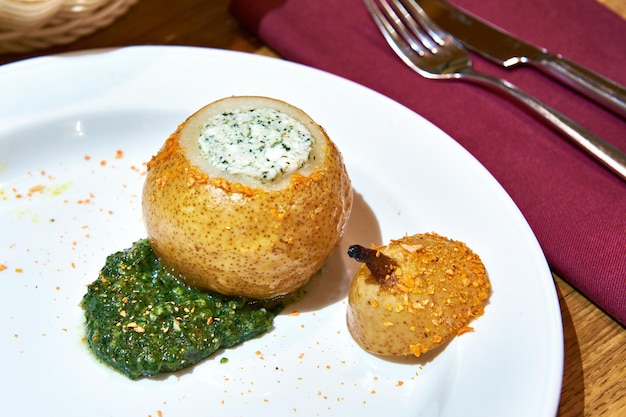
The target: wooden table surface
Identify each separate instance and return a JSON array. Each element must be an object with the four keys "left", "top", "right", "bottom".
[{"left": 1, "top": 1, "right": 624, "bottom": 416}]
